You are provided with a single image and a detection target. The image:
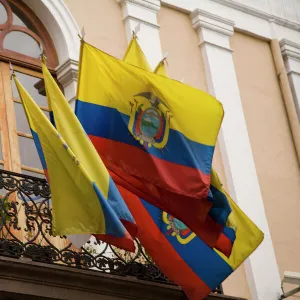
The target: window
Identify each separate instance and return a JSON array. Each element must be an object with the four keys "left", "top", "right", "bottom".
[{"left": 0, "top": 0, "right": 58, "bottom": 177}]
